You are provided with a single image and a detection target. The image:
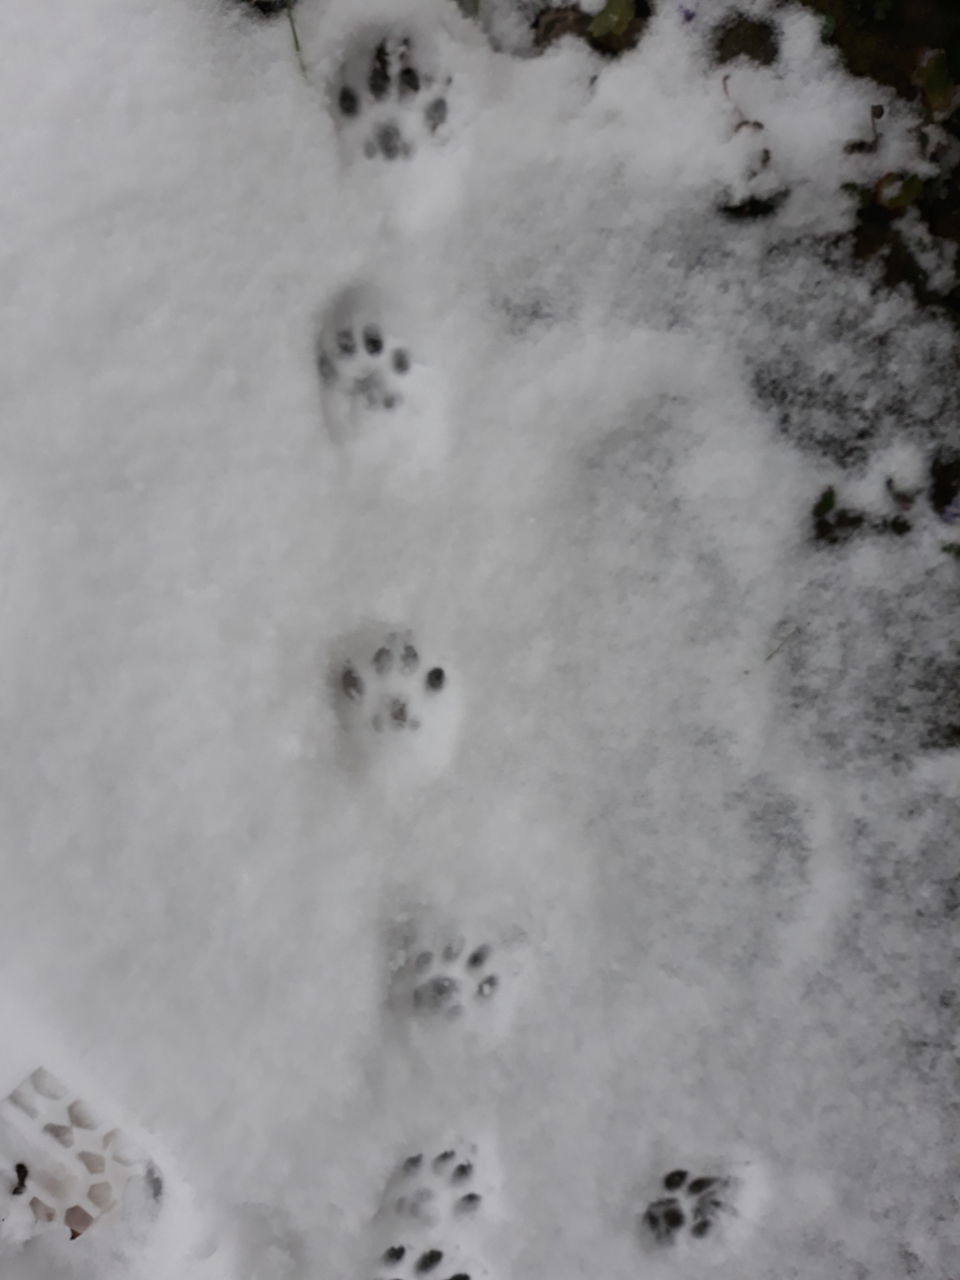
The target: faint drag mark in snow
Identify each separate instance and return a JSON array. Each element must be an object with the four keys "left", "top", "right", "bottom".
[
  {"left": 182, "top": 1200, "right": 307, "bottom": 1280},
  {"left": 227, "top": 1202, "right": 305, "bottom": 1280},
  {"left": 330, "top": 625, "right": 463, "bottom": 792},
  {"left": 739, "top": 767, "right": 857, "bottom": 990},
  {"left": 315, "top": 283, "right": 448, "bottom": 484}
]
